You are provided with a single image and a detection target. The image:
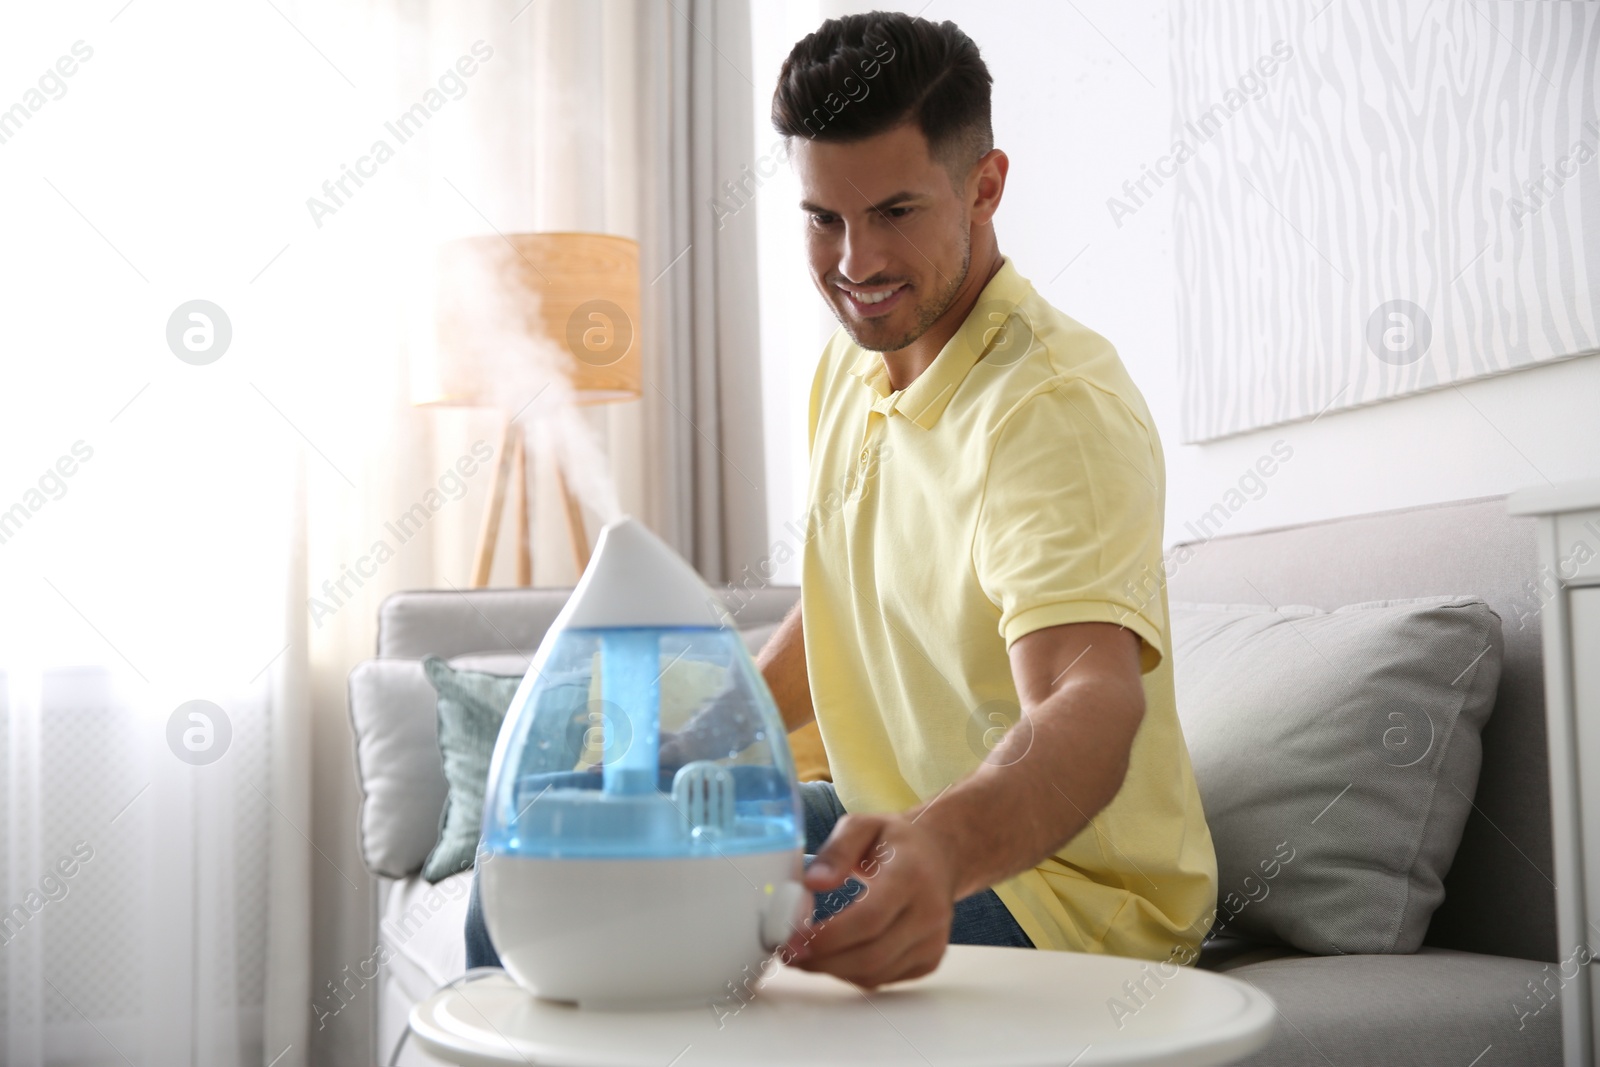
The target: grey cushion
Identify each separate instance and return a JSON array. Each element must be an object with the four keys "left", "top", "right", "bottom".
[
  {"left": 1203, "top": 946, "right": 1561, "bottom": 1066},
  {"left": 1172, "top": 596, "right": 1503, "bottom": 954},
  {"left": 1165, "top": 497, "right": 1550, "bottom": 963}
]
